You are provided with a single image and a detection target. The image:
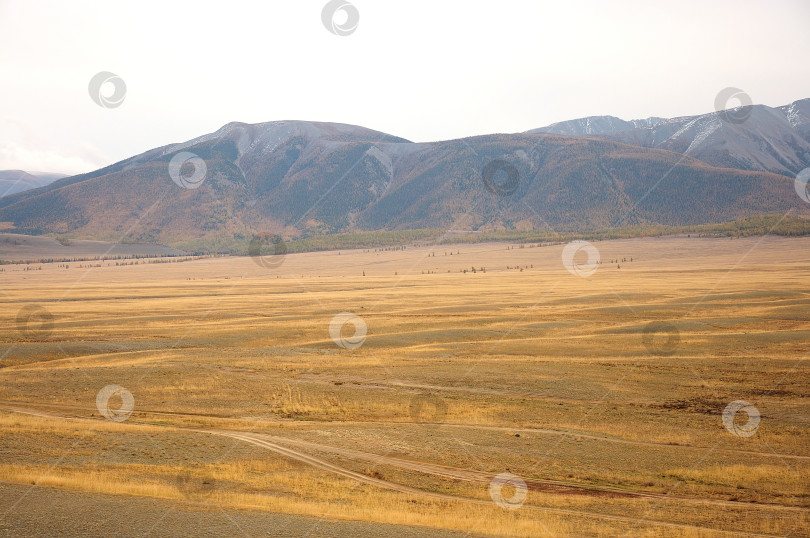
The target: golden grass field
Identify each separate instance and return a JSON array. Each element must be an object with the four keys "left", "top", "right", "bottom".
[{"left": 0, "top": 235, "right": 808, "bottom": 536}]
